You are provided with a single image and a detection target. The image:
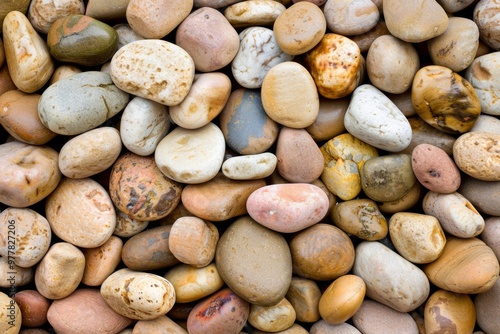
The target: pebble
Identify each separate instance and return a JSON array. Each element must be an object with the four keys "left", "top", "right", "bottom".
[
  {"left": 473, "top": 0, "right": 500, "bottom": 50},
  {"left": 0, "top": 141, "right": 61, "bottom": 208},
  {"left": 412, "top": 65, "right": 481, "bottom": 134},
  {"left": 155, "top": 122, "right": 225, "bottom": 184},
  {"left": 34, "top": 242, "right": 85, "bottom": 300},
  {"left": 305, "top": 33, "right": 362, "bottom": 99},
  {"left": 222, "top": 152, "right": 277, "bottom": 180},
  {"left": 215, "top": 216, "right": 292, "bottom": 306},
  {"left": 110, "top": 39, "right": 194, "bottom": 106},
  {"left": 352, "top": 300, "right": 419, "bottom": 334},
  {"left": 459, "top": 176, "right": 500, "bottom": 216},
  {"left": 470, "top": 114, "right": 500, "bottom": 134},
  {"left": 453, "top": 131, "right": 500, "bottom": 181},
  {"left": 232, "top": 27, "right": 293, "bottom": 89},
  {"left": 474, "top": 277, "right": 500, "bottom": 334},
  {"left": 378, "top": 182, "right": 422, "bottom": 214},
  {"left": 13, "top": 290, "right": 50, "bottom": 328},
  {"left": 85, "top": 0, "right": 129, "bottom": 21},
  {"left": 481, "top": 217, "right": 500, "bottom": 261},
  {"left": 82, "top": 235, "right": 123, "bottom": 286},
  {"left": 439, "top": 0, "right": 475, "bottom": 12},
  {"left": 133, "top": 315, "right": 188, "bottom": 334},
  {"left": 110, "top": 153, "right": 182, "bottom": 221},
  {"left": 353, "top": 241, "right": 430, "bottom": 313},
  {"left": 323, "top": 0, "right": 379, "bottom": 36},
  {"left": 47, "top": 288, "right": 132, "bottom": 333},
  {"left": 253, "top": 324, "right": 308, "bottom": 334},
  {"left": 305, "top": 97, "right": 349, "bottom": 141},
  {"left": 182, "top": 173, "right": 265, "bottom": 221},
  {"left": 0, "top": 291, "right": 22, "bottom": 334},
  {"left": 0, "top": 259, "right": 34, "bottom": 291},
  {"left": 423, "top": 236, "right": 499, "bottom": 294},
  {"left": 126, "top": 0, "right": 193, "bottom": 39},
  {"left": 273, "top": 1, "right": 326, "bottom": 55},
  {"left": 28, "top": 0, "right": 85, "bottom": 34},
  {"left": 261, "top": 61, "right": 319, "bottom": 128},
  {"left": 175, "top": 7, "right": 240, "bottom": 72},
  {"left": 2, "top": 11, "right": 54, "bottom": 93},
  {"left": 224, "top": 0, "right": 286, "bottom": 28},
  {"left": 249, "top": 298, "right": 296, "bottom": 332},
  {"left": 465, "top": 51, "right": 500, "bottom": 116},
  {"left": 344, "top": 84, "right": 412, "bottom": 152},
  {"left": 169, "top": 72, "right": 232, "bottom": 129},
  {"left": 276, "top": 127, "right": 324, "bottom": 183},
  {"left": 246, "top": 183, "right": 329, "bottom": 233},
  {"left": 219, "top": 88, "right": 279, "bottom": 154},
  {"left": 331, "top": 199, "right": 388, "bottom": 241},
  {"left": 310, "top": 321, "right": 361, "bottom": 334},
  {"left": 411, "top": 143, "right": 461, "bottom": 193},
  {"left": 290, "top": 224, "right": 355, "bottom": 281},
  {"left": 285, "top": 277, "right": 321, "bottom": 323},
  {"left": 100, "top": 268, "right": 176, "bottom": 320},
  {"left": 113, "top": 210, "right": 149, "bottom": 237},
  {"left": 383, "top": 0, "right": 448, "bottom": 43},
  {"left": 389, "top": 212, "right": 446, "bottom": 264},
  {"left": 38, "top": 71, "right": 129, "bottom": 135},
  {"left": 0, "top": 208, "right": 51, "bottom": 268},
  {"left": 401, "top": 117, "right": 456, "bottom": 156}
]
